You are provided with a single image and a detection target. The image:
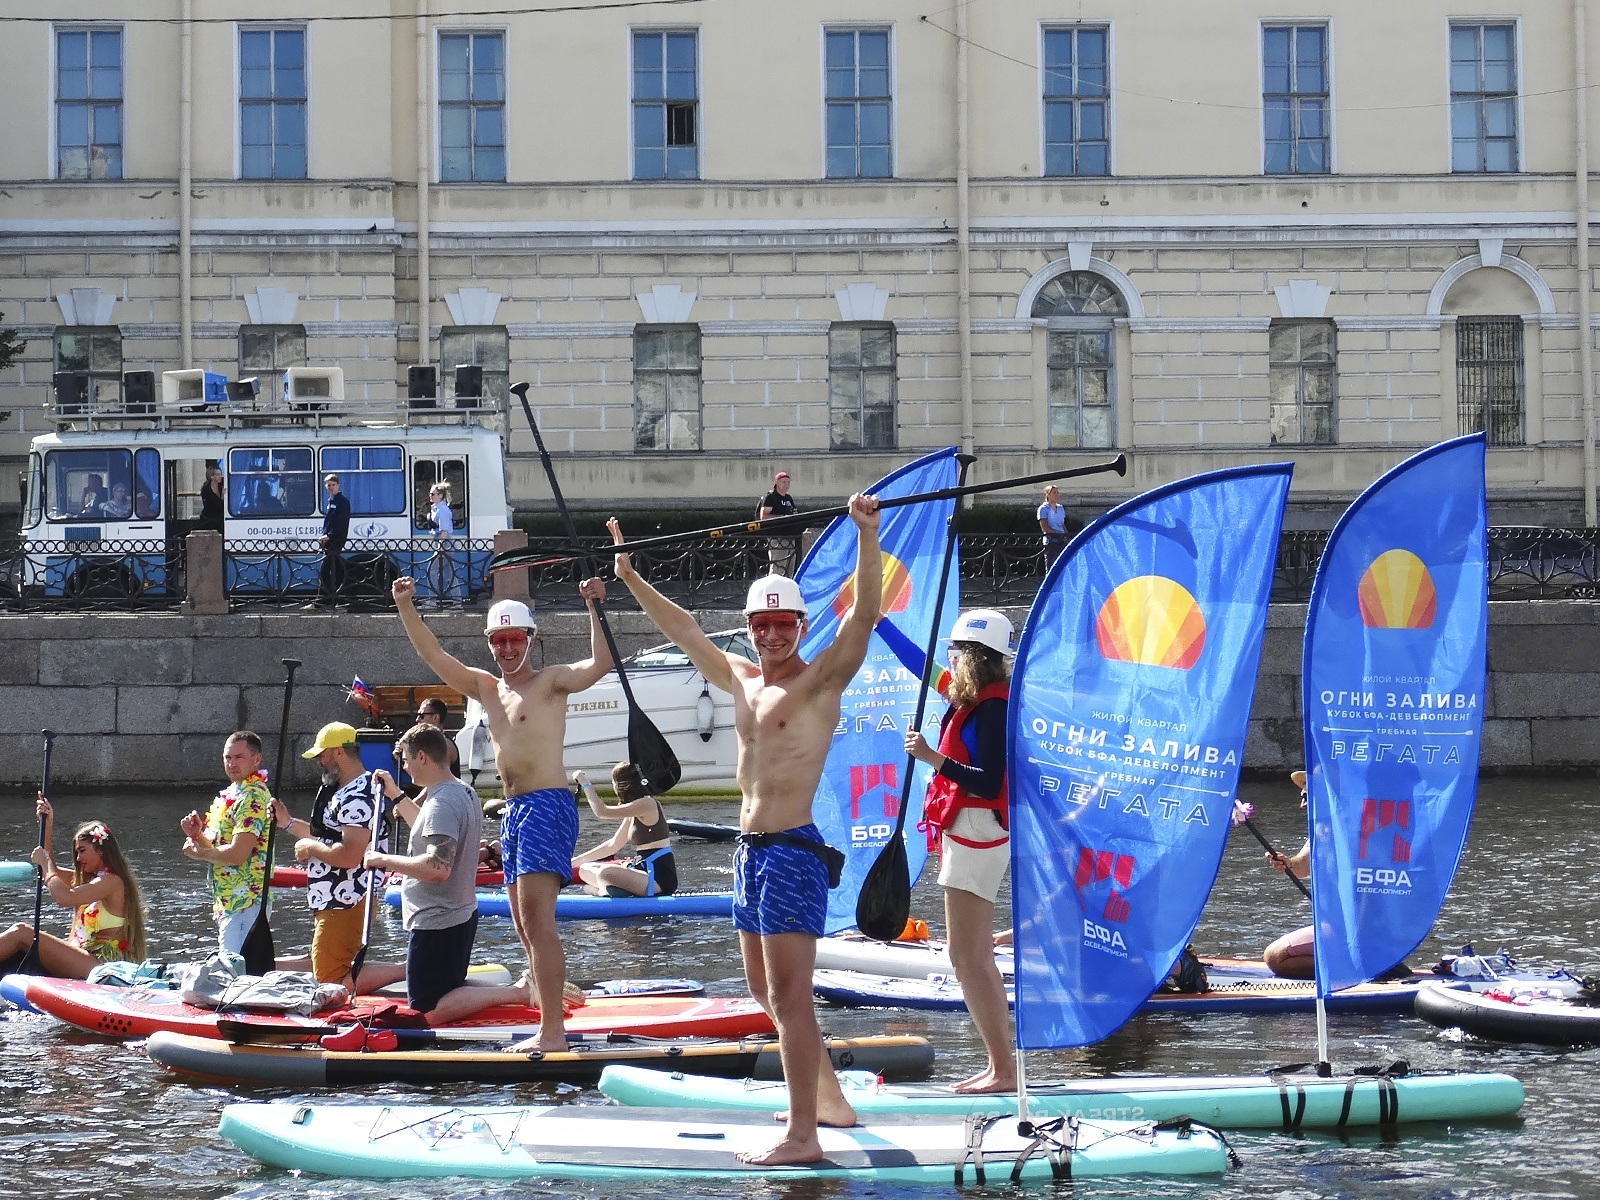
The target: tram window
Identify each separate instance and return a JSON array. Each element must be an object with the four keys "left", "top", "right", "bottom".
[
  {"left": 133, "top": 448, "right": 160, "bottom": 519},
  {"left": 44, "top": 448, "right": 133, "bottom": 520},
  {"left": 412, "top": 458, "right": 468, "bottom": 530},
  {"left": 321, "top": 445, "right": 404, "bottom": 515},
  {"left": 228, "top": 446, "right": 315, "bottom": 516}
]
